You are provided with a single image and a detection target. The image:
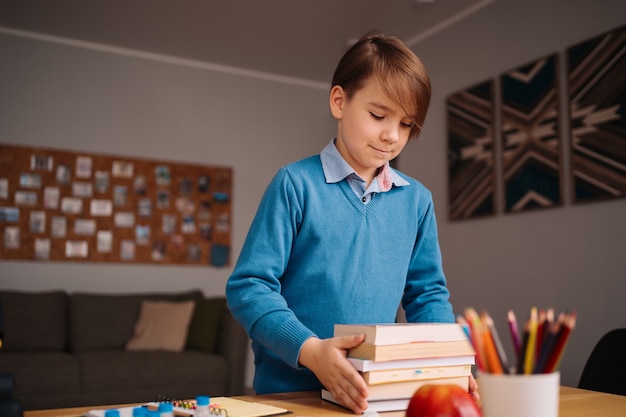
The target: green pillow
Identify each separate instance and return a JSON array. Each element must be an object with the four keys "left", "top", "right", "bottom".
[{"left": 186, "top": 297, "right": 227, "bottom": 352}]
